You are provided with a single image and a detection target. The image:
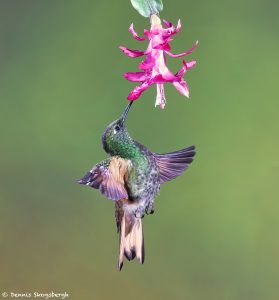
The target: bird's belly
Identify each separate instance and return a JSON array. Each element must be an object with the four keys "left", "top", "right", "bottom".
[{"left": 126, "top": 164, "right": 160, "bottom": 203}]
